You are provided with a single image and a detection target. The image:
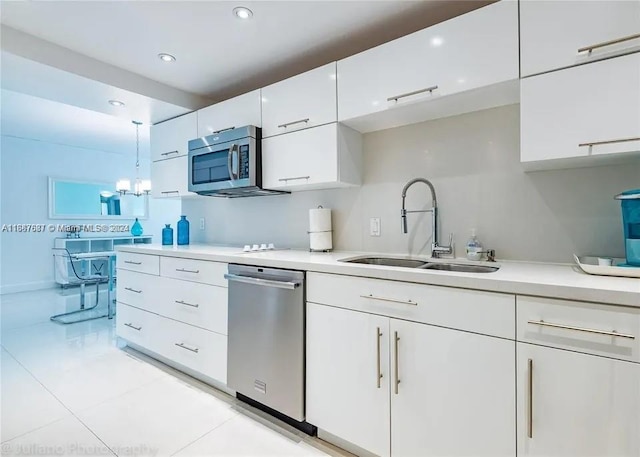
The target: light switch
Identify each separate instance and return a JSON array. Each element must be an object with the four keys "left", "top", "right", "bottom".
[
  {"left": 199, "top": 218, "right": 206, "bottom": 230},
  {"left": 370, "top": 217, "right": 381, "bottom": 237}
]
